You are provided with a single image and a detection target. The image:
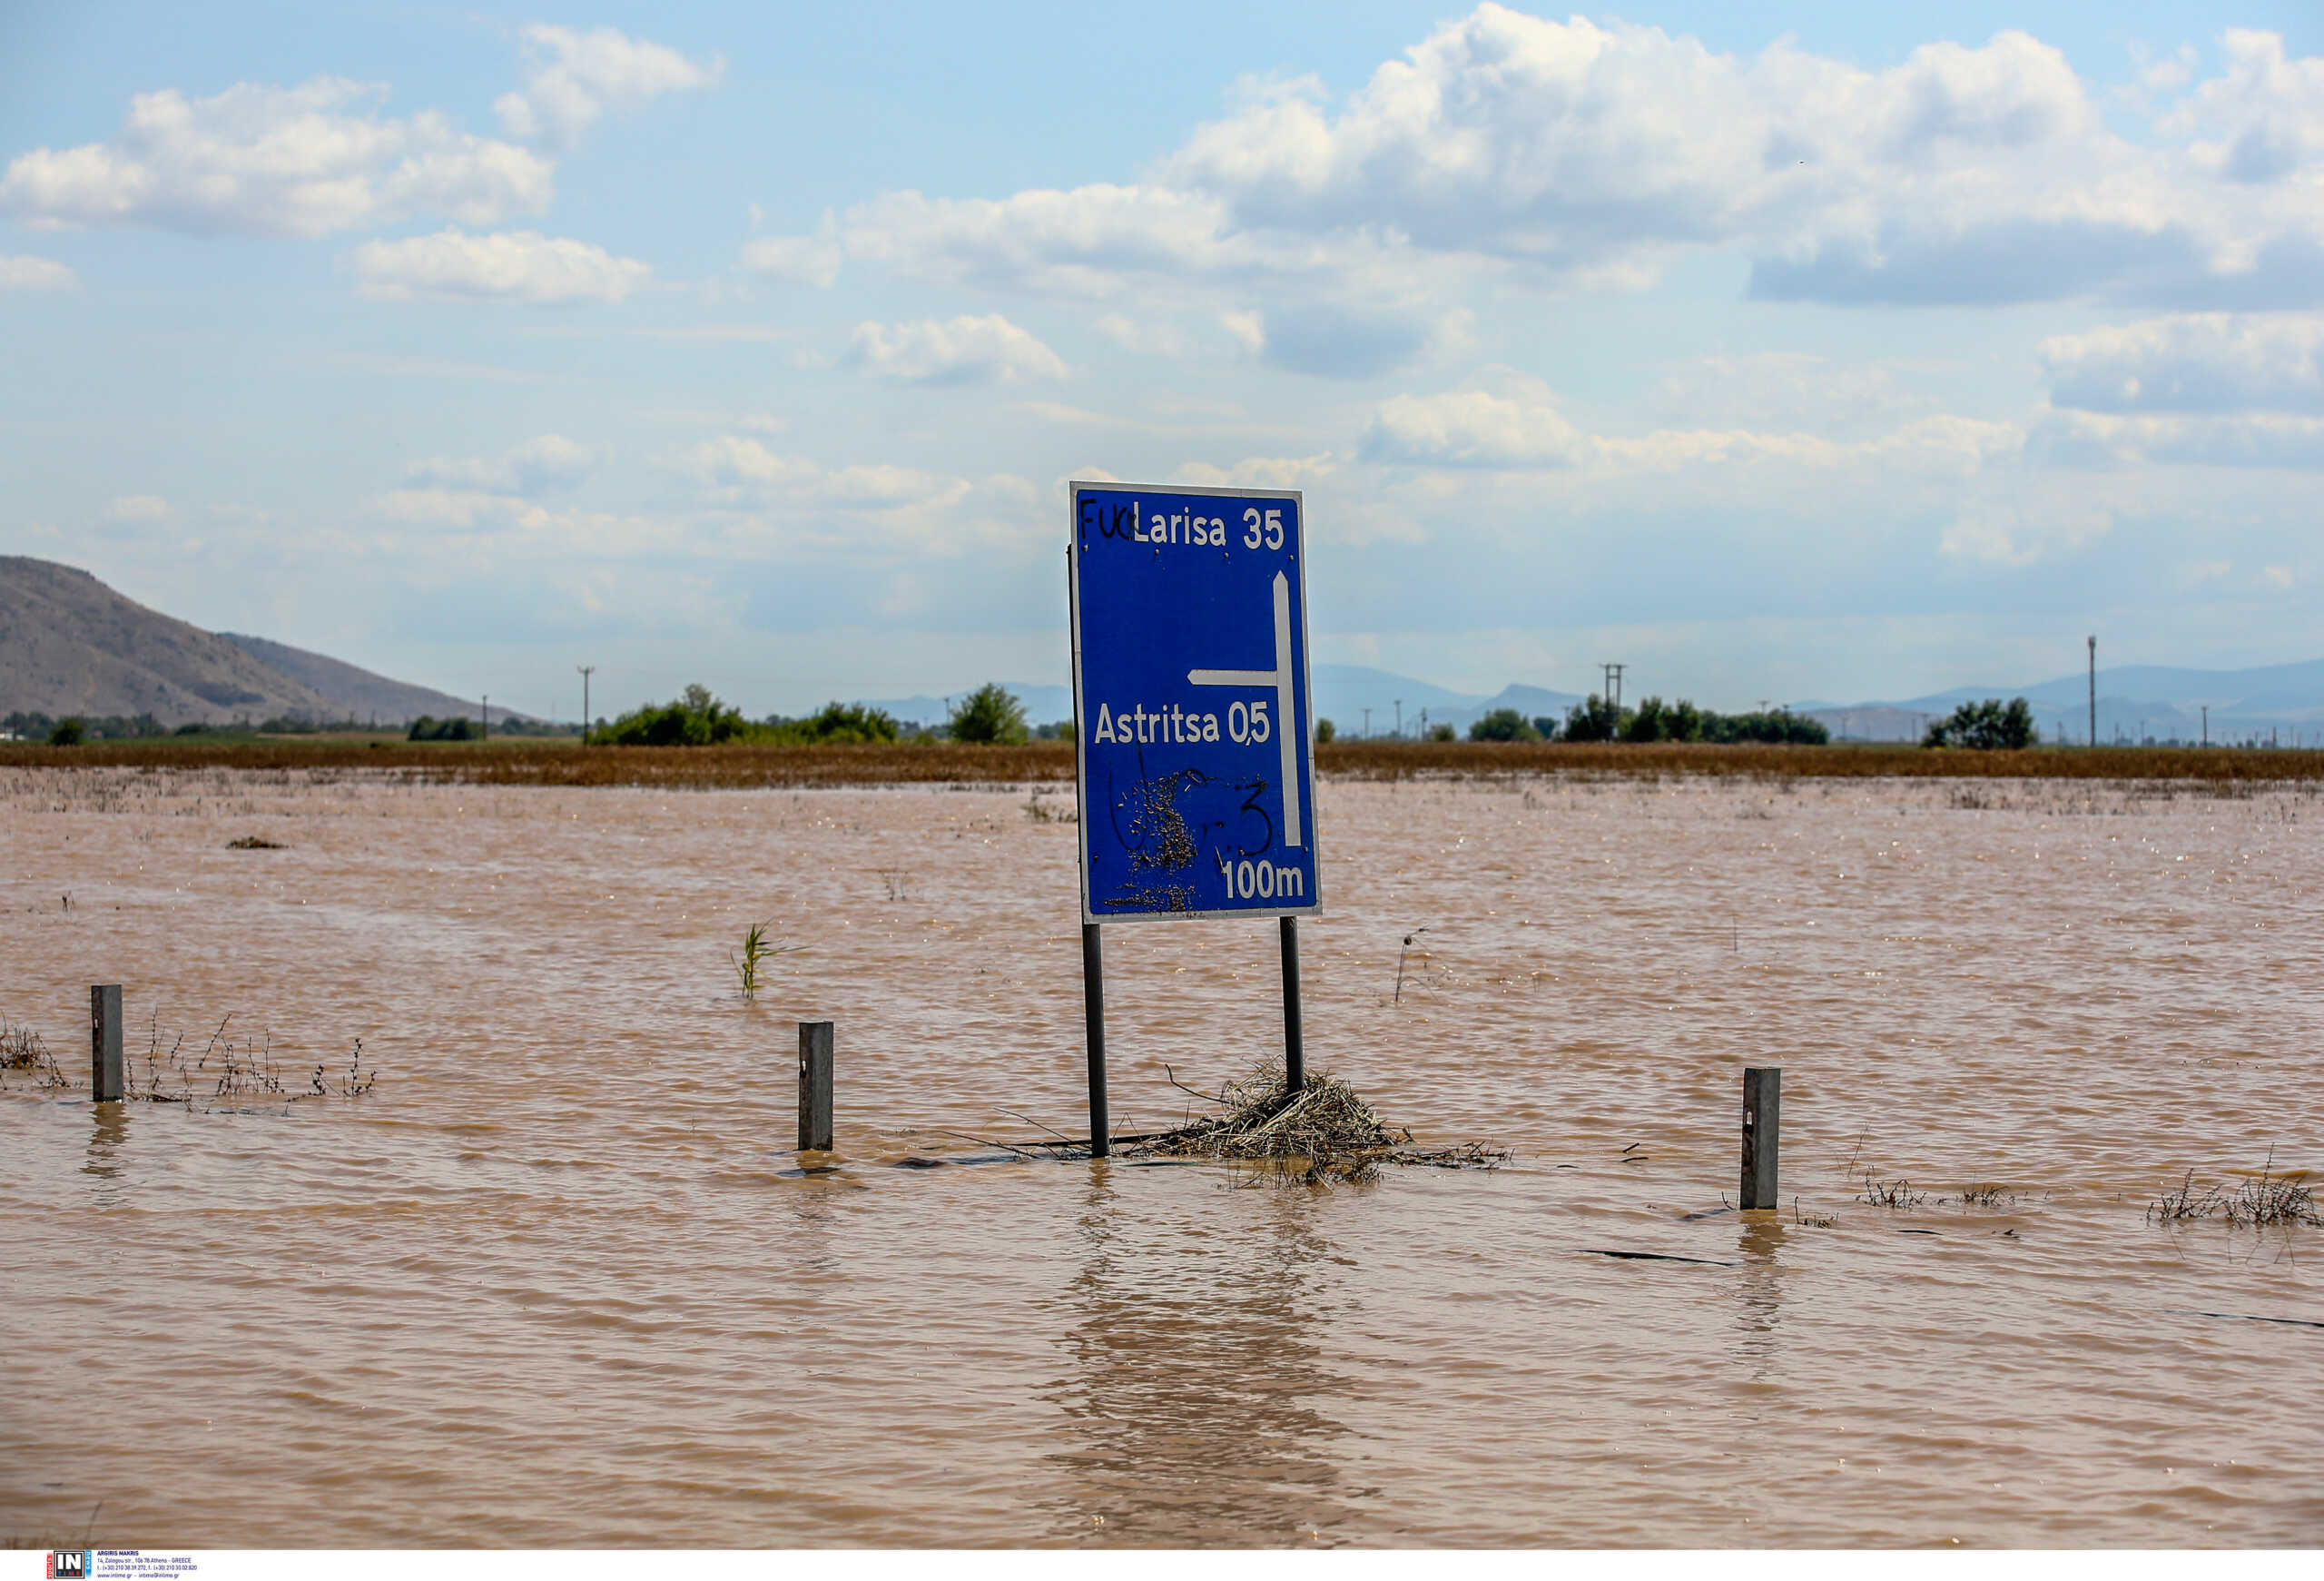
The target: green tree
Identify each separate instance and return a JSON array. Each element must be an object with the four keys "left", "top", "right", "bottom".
[
  {"left": 1427, "top": 722, "right": 1456, "bottom": 741},
  {"left": 1562, "top": 693, "right": 1628, "bottom": 742},
  {"left": 1313, "top": 716, "right": 1336, "bottom": 744},
  {"left": 1622, "top": 697, "right": 1667, "bottom": 742},
  {"left": 1531, "top": 716, "right": 1563, "bottom": 741},
  {"left": 948, "top": 683, "right": 1029, "bottom": 745},
  {"left": 1468, "top": 707, "right": 1541, "bottom": 742},
  {"left": 47, "top": 717, "right": 84, "bottom": 746},
  {"left": 1924, "top": 697, "right": 2036, "bottom": 750},
  {"left": 796, "top": 701, "right": 899, "bottom": 743},
  {"left": 596, "top": 684, "right": 750, "bottom": 746}
]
